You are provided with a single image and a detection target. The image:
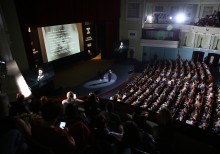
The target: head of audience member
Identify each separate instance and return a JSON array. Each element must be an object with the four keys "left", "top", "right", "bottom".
[
  {"left": 112, "top": 94, "right": 120, "bottom": 101},
  {"left": 41, "top": 101, "right": 62, "bottom": 124},
  {"left": 133, "top": 105, "right": 142, "bottom": 115},
  {"left": 65, "top": 103, "right": 79, "bottom": 120},
  {"left": 95, "top": 114, "right": 107, "bottom": 132},
  {"left": 0, "top": 93, "right": 11, "bottom": 117},
  {"left": 88, "top": 92, "right": 98, "bottom": 101},
  {"left": 87, "top": 92, "right": 99, "bottom": 108},
  {"left": 16, "top": 92, "right": 24, "bottom": 101},
  {"left": 10, "top": 92, "right": 30, "bottom": 116},
  {"left": 29, "top": 98, "right": 41, "bottom": 114},
  {"left": 122, "top": 121, "right": 141, "bottom": 148},
  {"left": 66, "top": 91, "right": 74, "bottom": 102},
  {"left": 105, "top": 101, "right": 114, "bottom": 113},
  {"left": 157, "top": 107, "right": 173, "bottom": 128},
  {"left": 40, "top": 96, "right": 48, "bottom": 105}
]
